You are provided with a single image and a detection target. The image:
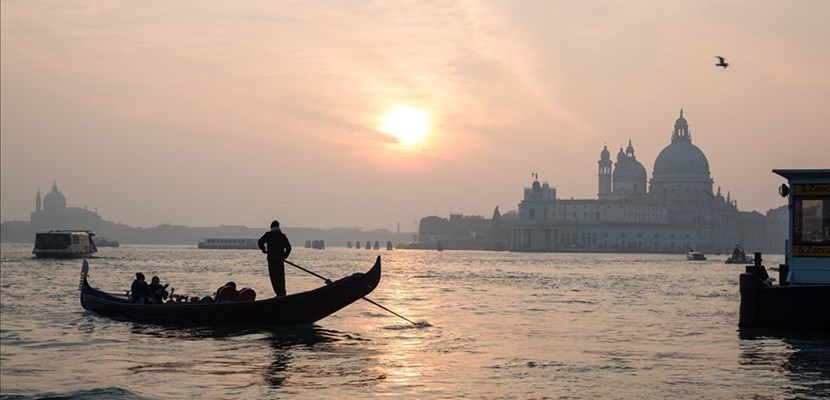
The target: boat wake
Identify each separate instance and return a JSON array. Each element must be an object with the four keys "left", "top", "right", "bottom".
[{"left": 383, "top": 320, "right": 432, "bottom": 330}]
